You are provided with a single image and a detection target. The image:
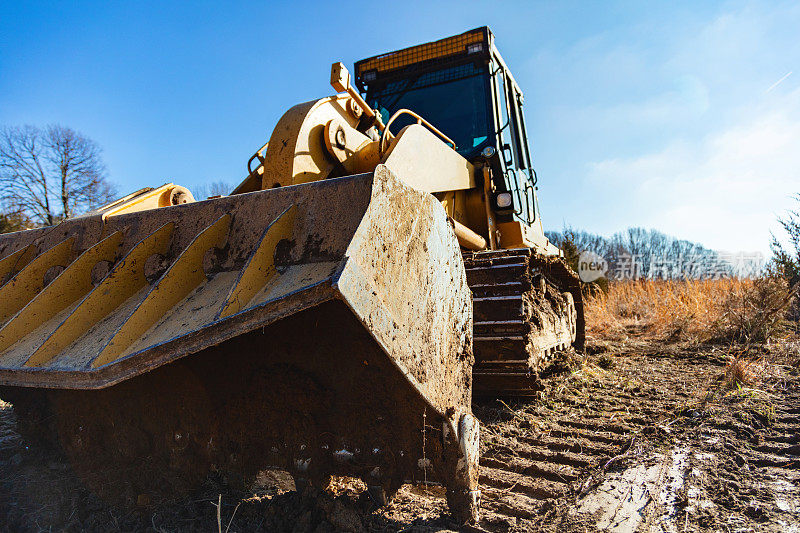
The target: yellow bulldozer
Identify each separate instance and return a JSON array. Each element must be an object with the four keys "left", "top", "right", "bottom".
[{"left": 0, "top": 27, "right": 582, "bottom": 524}]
